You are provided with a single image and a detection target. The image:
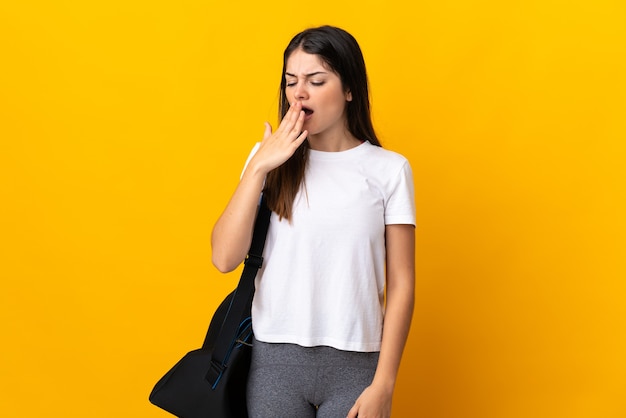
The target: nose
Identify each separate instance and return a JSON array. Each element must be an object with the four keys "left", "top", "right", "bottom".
[{"left": 293, "top": 82, "right": 308, "bottom": 102}]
